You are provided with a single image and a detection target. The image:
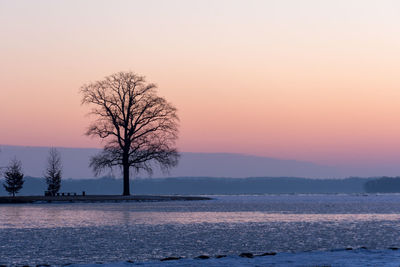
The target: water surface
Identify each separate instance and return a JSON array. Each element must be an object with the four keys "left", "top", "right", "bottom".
[{"left": 1, "top": 194, "right": 400, "bottom": 265}]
